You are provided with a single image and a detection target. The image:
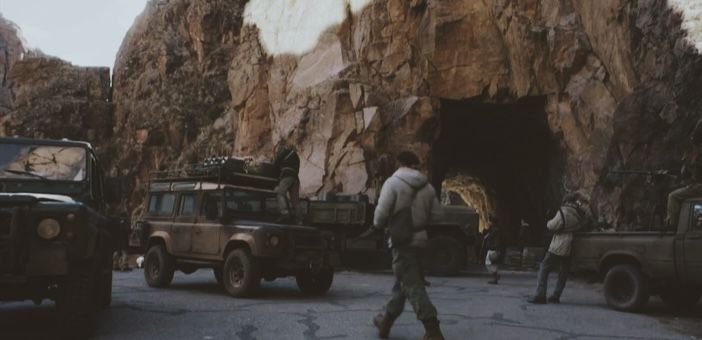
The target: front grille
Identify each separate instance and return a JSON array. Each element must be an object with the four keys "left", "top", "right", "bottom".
[{"left": 294, "top": 234, "right": 323, "bottom": 249}]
